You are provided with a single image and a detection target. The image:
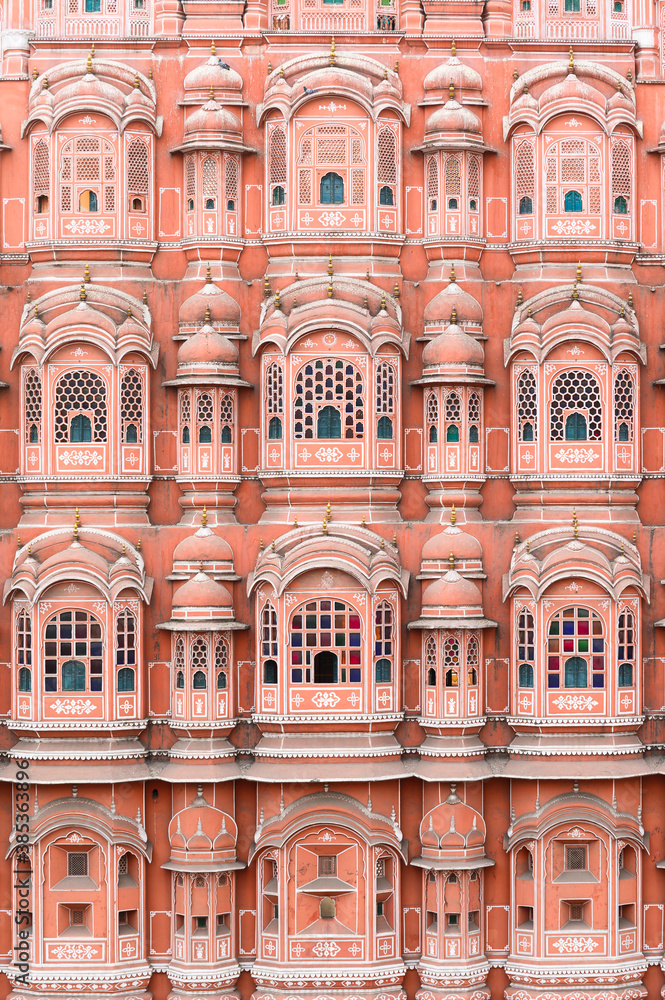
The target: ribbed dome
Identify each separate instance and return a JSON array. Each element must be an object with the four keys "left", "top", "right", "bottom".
[
  {"left": 424, "top": 55, "right": 482, "bottom": 96},
  {"left": 173, "top": 570, "right": 233, "bottom": 609},
  {"left": 426, "top": 99, "right": 481, "bottom": 136},
  {"left": 422, "top": 525, "right": 482, "bottom": 563},
  {"left": 173, "top": 526, "right": 234, "bottom": 564},
  {"left": 422, "top": 324, "right": 484, "bottom": 367},
  {"left": 422, "top": 570, "right": 482, "bottom": 610},
  {"left": 540, "top": 298, "right": 609, "bottom": 338},
  {"left": 424, "top": 281, "right": 483, "bottom": 327},
  {"left": 177, "top": 324, "right": 238, "bottom": 366},
  {"left": 184, "top": 55, "right": 243, "bottom": 93},
  {"left": 184, "top": 98, "right": 241, "bottom": 137},
  {"left": 420, "top": 791, "right": 487, "bottom": 859},
  {"left": 179, "top": 281, "right": 240, "bottom": 330}
]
